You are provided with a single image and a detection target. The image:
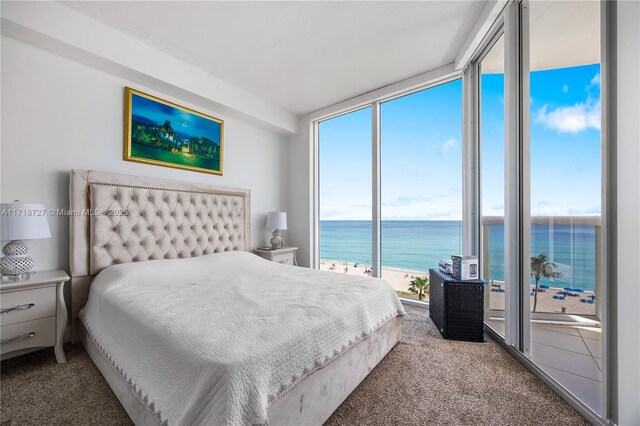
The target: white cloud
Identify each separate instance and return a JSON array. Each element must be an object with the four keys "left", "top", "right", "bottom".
[
  {"left": 440, "top": 138, "right": 457, "bottom": 156},
  {"left": 535, "top": 71, "right": 601, "bottom": 134},
  {"left": 535, "top": 98, "right": 600, "bottom": 133}
]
